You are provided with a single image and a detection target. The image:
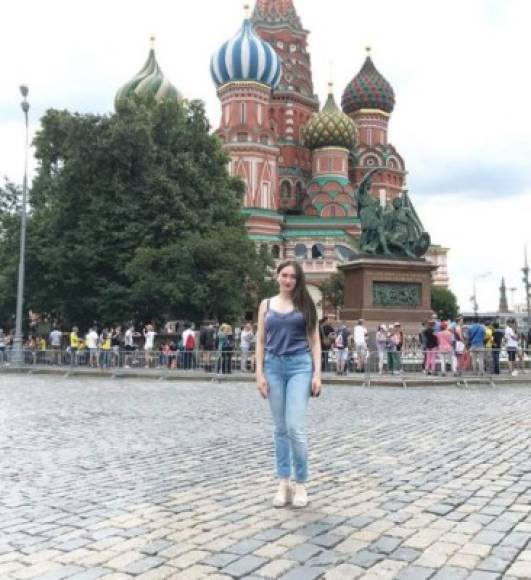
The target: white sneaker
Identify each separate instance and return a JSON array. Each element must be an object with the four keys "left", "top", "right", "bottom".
[
  {"left": 273, "top": 480, "right": 290, "bottom": 508},
  {"left": 292, "top": 483, "right": 309, "bottom": 508}
]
